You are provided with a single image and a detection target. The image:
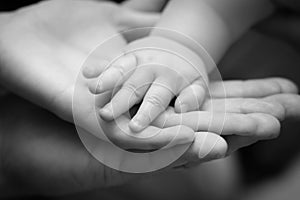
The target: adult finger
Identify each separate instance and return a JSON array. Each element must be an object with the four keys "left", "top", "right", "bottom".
[
  {"left": 154, "top": 110, "right": 280, "bottom": 139},
  {"left": 209, "top": 78, "right": 298, "bottom": 98},
  {"left": 263, "top": 93, "right": 300, "bottom": 120},
  {"left": 105, "top": 115, "right": 195, "bottom": 150},
  {"left": 201, "top": 98, "right": 285, "bottom": 121},
  {"left": 170, "top": 132, "right": 227, "bottom": 169},
  {"left": 203, "top": 94, "right": 300, "bottom": 122}
]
